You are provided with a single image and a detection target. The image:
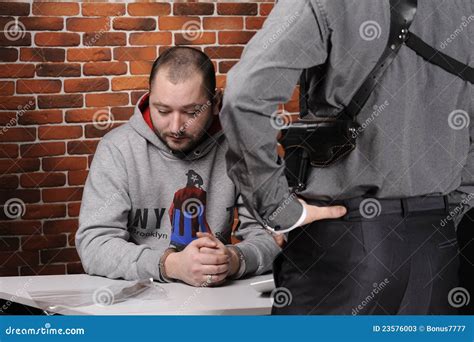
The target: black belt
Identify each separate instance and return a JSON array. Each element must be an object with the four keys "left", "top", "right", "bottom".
[{"left": 308, "top": 195, "right": 449, "bottom": 219}]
